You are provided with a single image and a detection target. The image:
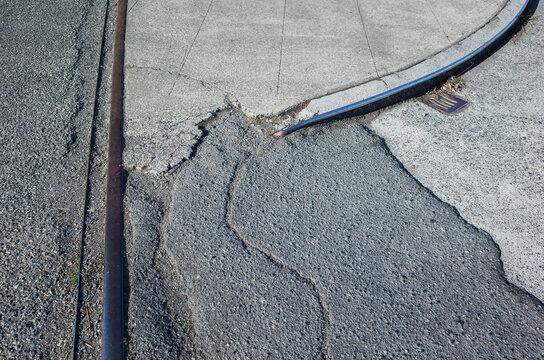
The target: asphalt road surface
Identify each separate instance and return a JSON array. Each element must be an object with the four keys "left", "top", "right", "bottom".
[
  {"left": 126, "top": 112, "right": 544, "bottom": 358},
  {"left": 0, "top": 0, "right": 106, "bottom": 357}
]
